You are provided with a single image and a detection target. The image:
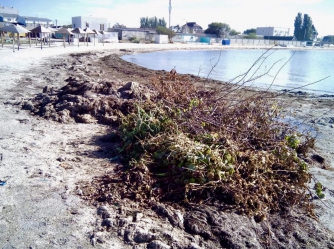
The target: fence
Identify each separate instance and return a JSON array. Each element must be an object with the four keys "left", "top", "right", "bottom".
[
  {"left": 209, "top": 38, "right": 306, "bottom": 46},
  {"left": 171, "top": 35, "right": 307, "bottom": 46}
]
